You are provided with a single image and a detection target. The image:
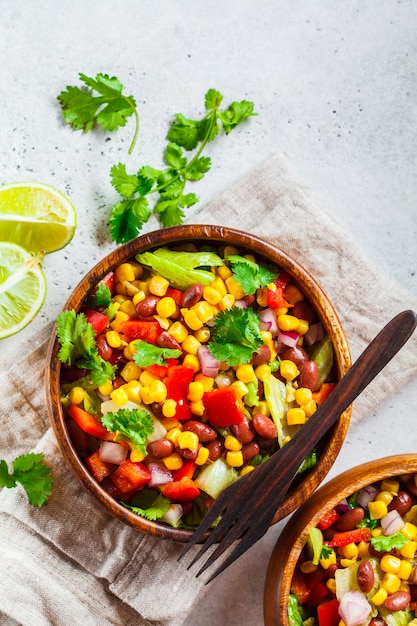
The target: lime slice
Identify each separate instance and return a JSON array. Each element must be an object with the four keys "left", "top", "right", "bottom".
[
  {"left": 0, "top": 182, "right": 76, "bottom": 253},
  {"left": 0, "top": 242, "right": 47, "bottom": 339}
]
